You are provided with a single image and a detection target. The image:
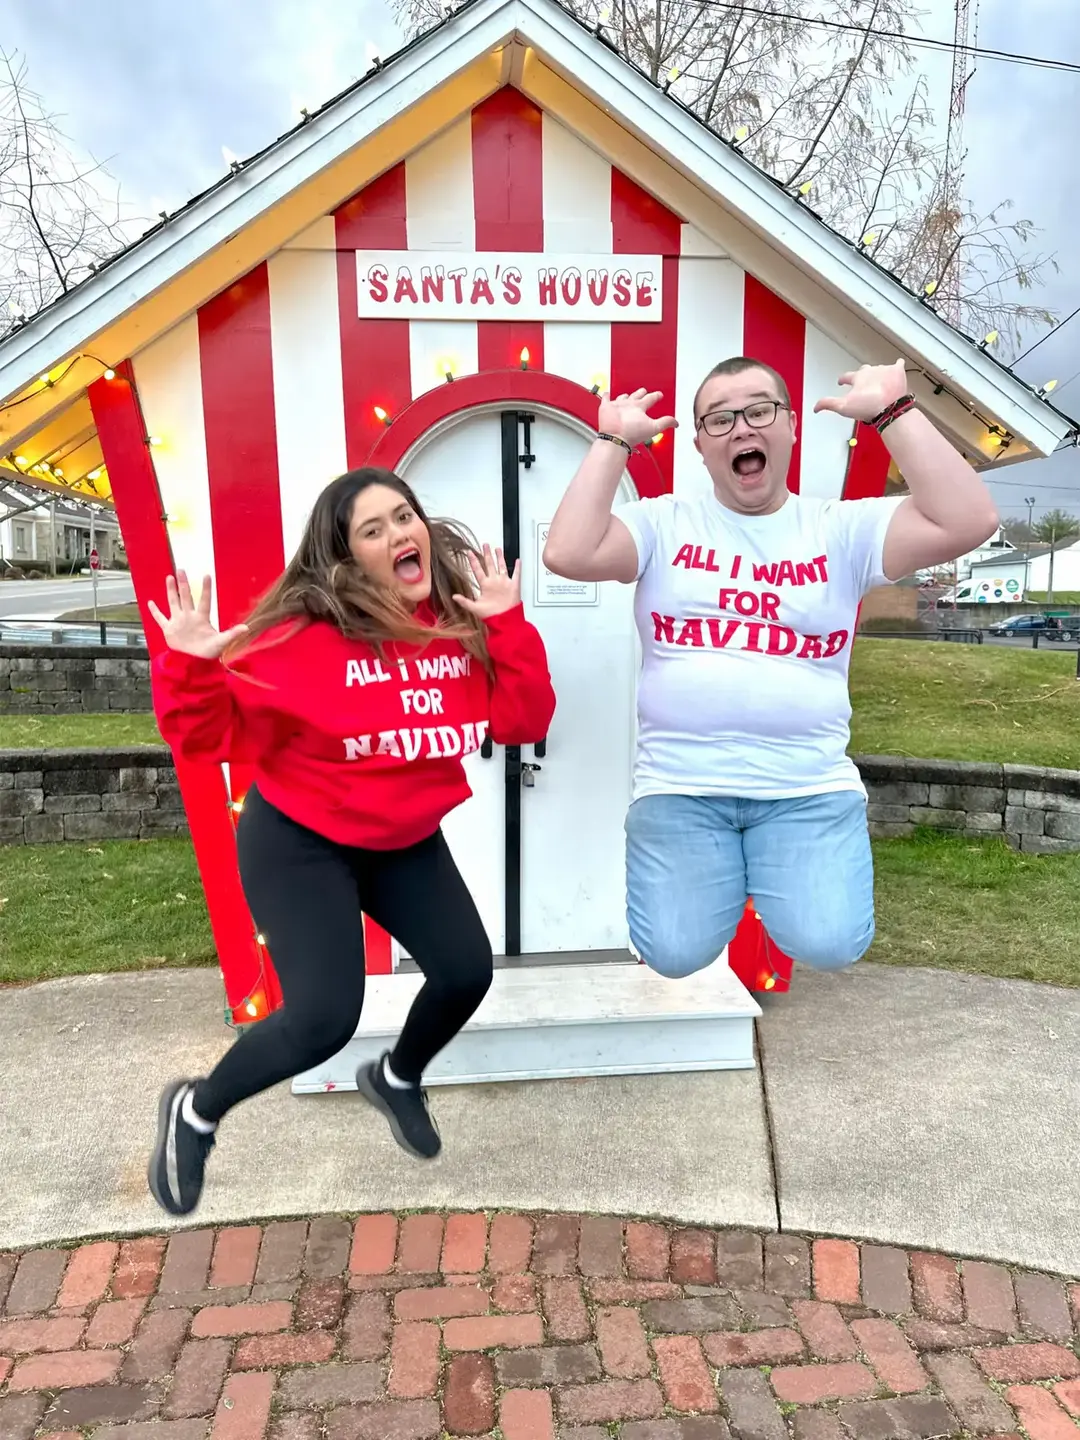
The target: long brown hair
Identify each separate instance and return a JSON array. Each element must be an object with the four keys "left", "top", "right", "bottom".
[{"left": 227, "top": 467, "right": 490, "bottom": 667}]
